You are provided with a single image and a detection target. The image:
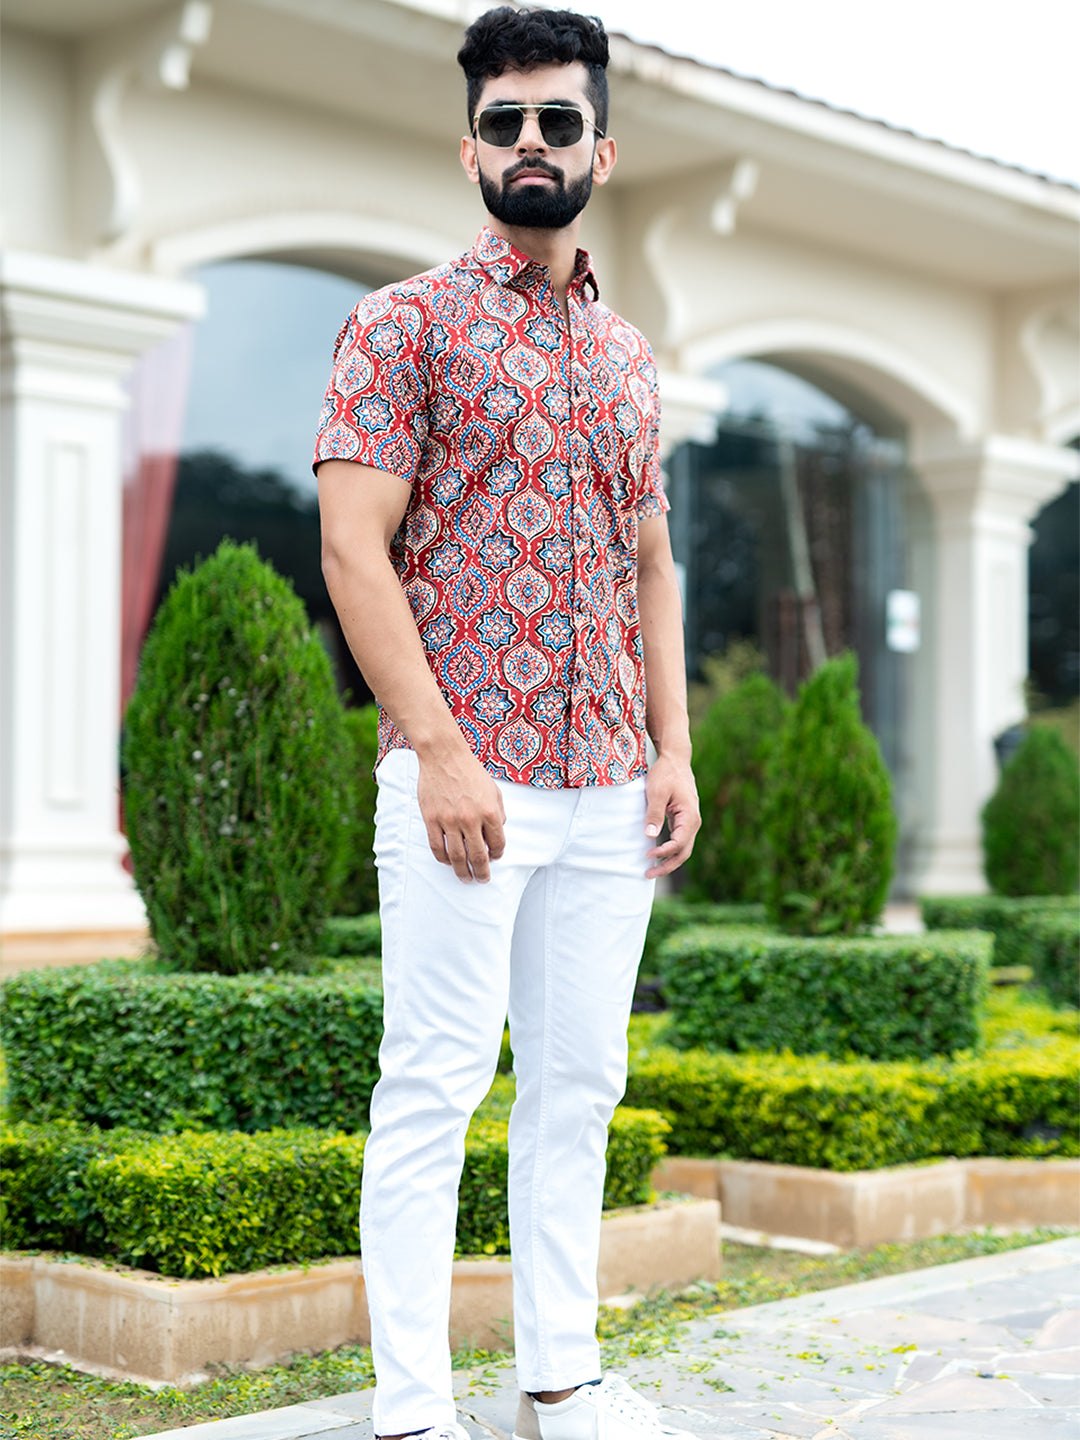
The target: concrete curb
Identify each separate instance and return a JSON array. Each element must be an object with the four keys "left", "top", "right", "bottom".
[
  {"left": 653, "top": 1154, "right": 1080, "bottom": 1247},
  {"left": 0, "top": 1197, "right": 719, "bottom": 1382}
]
